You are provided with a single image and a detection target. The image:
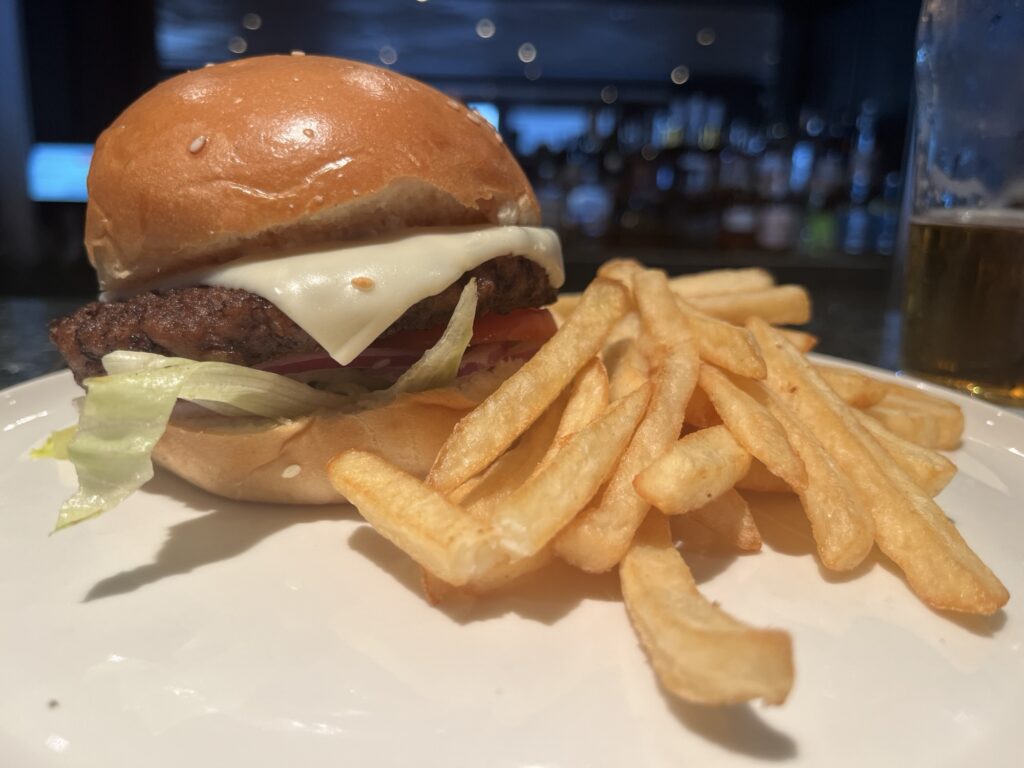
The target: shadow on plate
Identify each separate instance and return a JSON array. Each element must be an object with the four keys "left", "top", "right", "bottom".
[
  {"left": 665, "top": 693, "right": 797, "bottom": 761},
  {"left": 83, "top": 470, "right": 355, "bottom": 601},
  {"left": 747, "top": 492, "right": 1010, "bottom": 637},
  {"left": 347, "top": 524, "right": 621, "bottom": 626}
]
